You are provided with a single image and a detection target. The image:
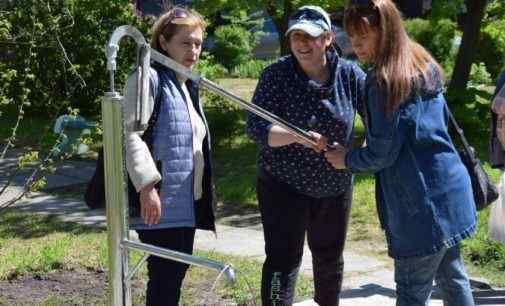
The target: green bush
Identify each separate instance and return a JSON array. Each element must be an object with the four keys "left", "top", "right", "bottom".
[
  {"left": 476, "top": 20, "right": 505, "bottom": 79},
  {"left": 462, "top": 209, "right": 505, "bottom": 275},
  {"left": 445, "top": 87, "right": 493, "bottom": 144},
  {"left": 212, "top": 25, "right": 252, "bottom": 70},
  {"left": 230, "top": 59, "right": 272, "bottom": 79},
  {"left": 469, "top": 62, "right": 493, "bottom": 87},
  {"left": 0, "top": 0, "right": 149, "bottom": 118},
  {"left": 195, "top": 52, "right": 229, "bottom": 79},
  {"left": 404, "top": 18, "right": 458, "bottom": 75},
  {"left": 201, "top": 91, "right": 244, "bottom": 144}
]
